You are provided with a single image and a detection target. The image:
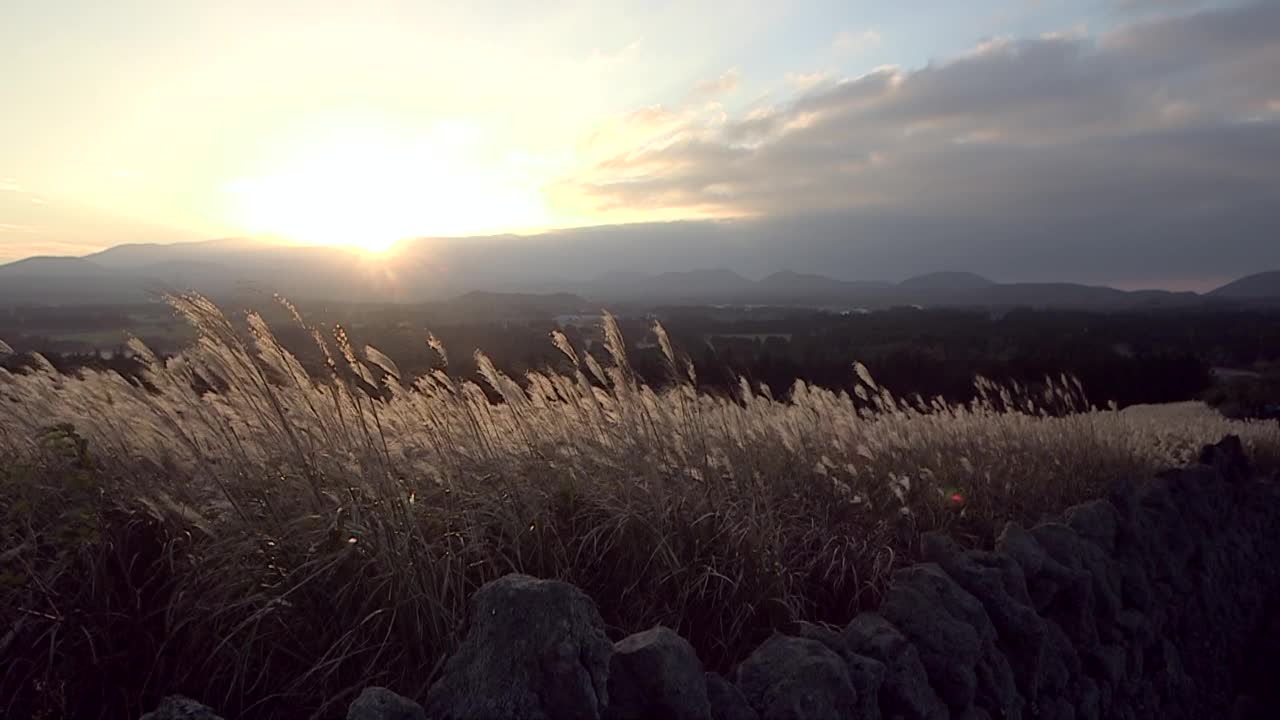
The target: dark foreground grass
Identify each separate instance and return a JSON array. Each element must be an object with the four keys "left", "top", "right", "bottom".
[{"left": 2, "top": 296, "right": 1278, "bottom": 718}]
